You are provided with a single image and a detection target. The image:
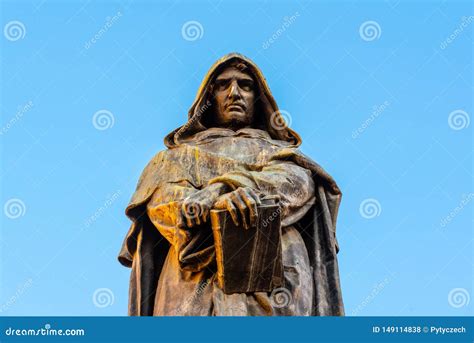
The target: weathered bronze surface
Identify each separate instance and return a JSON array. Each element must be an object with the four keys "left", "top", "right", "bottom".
[{"left": 118, "top": 53, "right": 344, "bottom": 316}]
